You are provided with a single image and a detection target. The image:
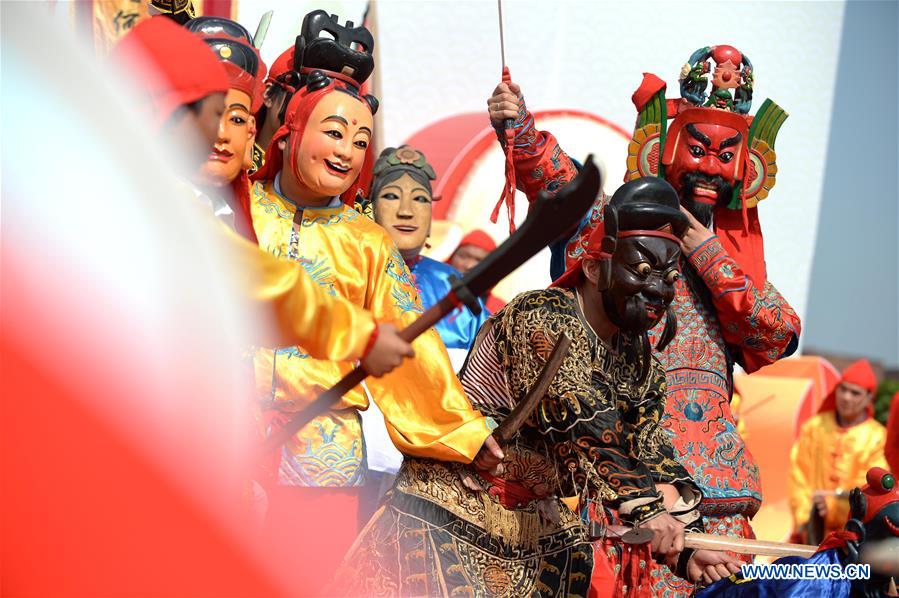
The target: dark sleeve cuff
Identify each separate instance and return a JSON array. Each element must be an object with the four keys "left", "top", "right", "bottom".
[
  {"left": 685, "top": 517, "right": 705, "bottom": 534},
  {"left": 619, "top": 493, "right": 666, "bottom": 525}
]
